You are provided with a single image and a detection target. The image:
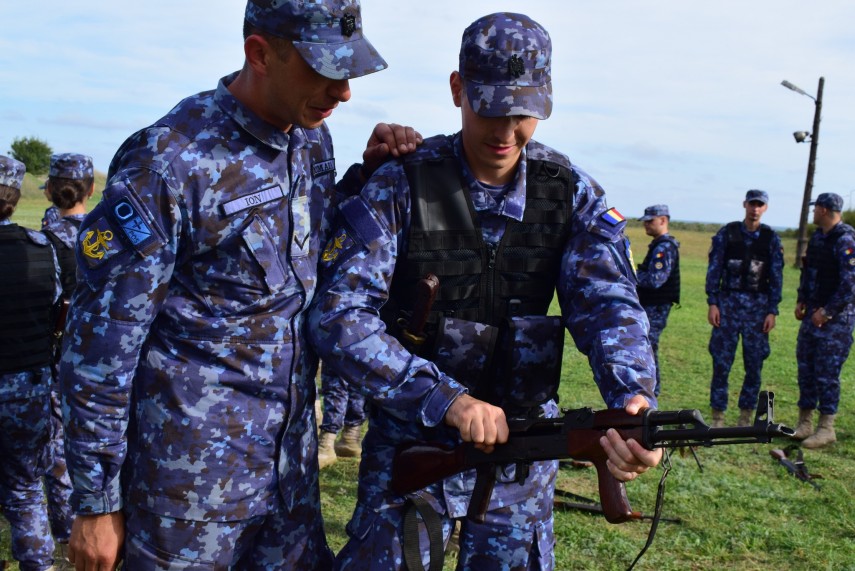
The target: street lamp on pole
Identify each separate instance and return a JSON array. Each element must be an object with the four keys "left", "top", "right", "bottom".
[{"left": 781, "top": 77, "right": 824, "bottom": 268}]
